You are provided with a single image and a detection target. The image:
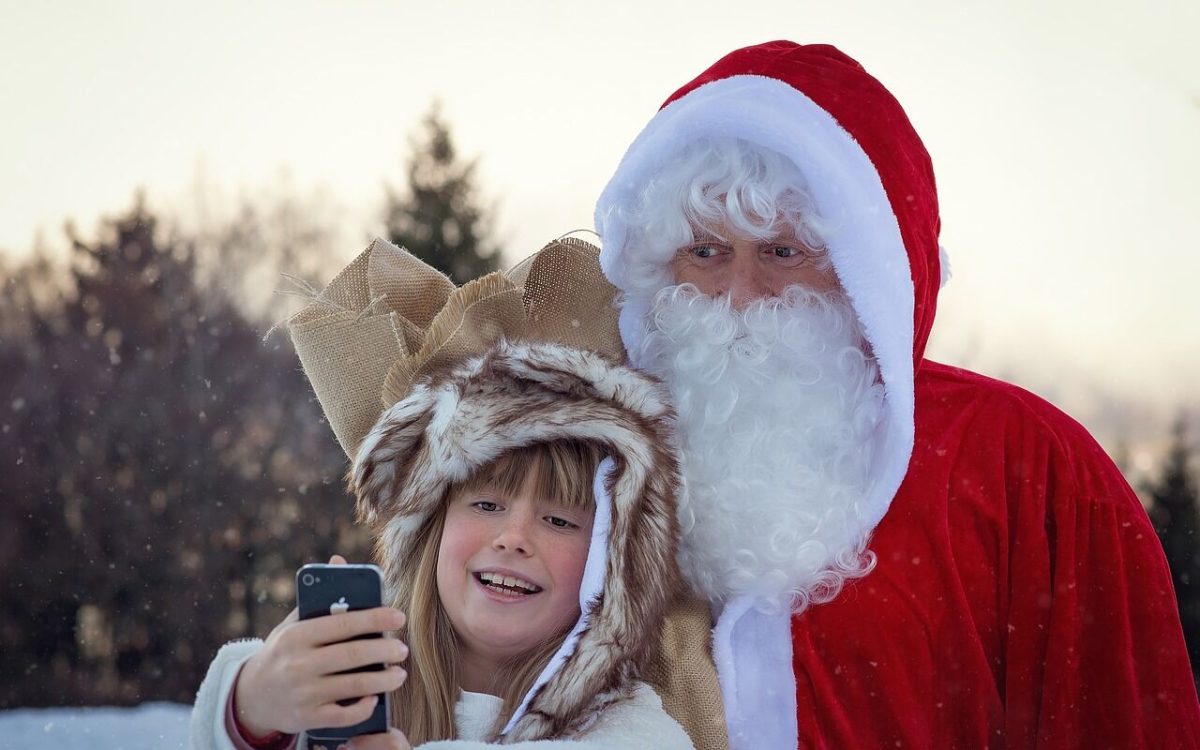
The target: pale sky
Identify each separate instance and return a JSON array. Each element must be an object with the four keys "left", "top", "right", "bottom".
[{"left": 3, "top": 0, "right": 1198, "bottom": 457}]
